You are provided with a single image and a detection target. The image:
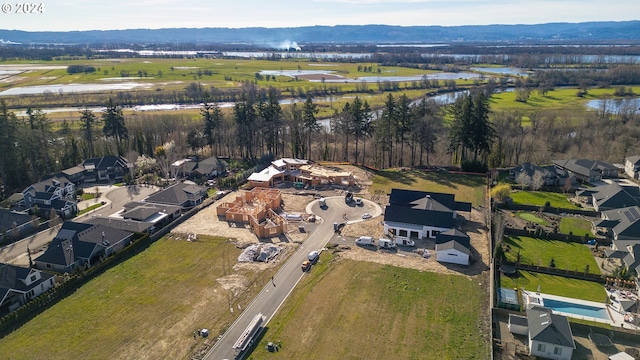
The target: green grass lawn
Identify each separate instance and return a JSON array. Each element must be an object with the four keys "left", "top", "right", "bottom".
[
  {"left": 0, "top": 235, "right": 274, "bottom": 360},
  {"left": 371, "top": 169, "right": 486, "bottom": 206},
  {"left": 500, "top": 271, "right": 606, "bottom": 303},
  {"left": 559, "top": 217, "right": 593, "bottom": 237},
  {"left": 517, "top": 212, "right": 549, "bottom": 225},
  {"left": 250, "top": 256, "right": 490, "bottom": 360},
  {"left": 76, "top": 203, "right": 103, "bottom": 215},
  {"left": 503, "top": 236, "right": 600, "bottom": 275},
  {"left": 509, "top": 190, "right": 580, "bottom": 209}
]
